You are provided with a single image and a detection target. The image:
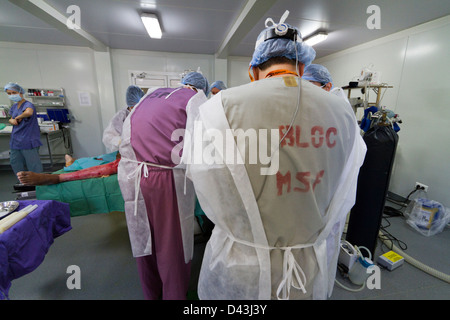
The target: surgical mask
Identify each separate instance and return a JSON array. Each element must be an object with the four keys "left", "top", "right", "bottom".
[{"left": 8, "top": 94, "right": 22, "bottom": 102}]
